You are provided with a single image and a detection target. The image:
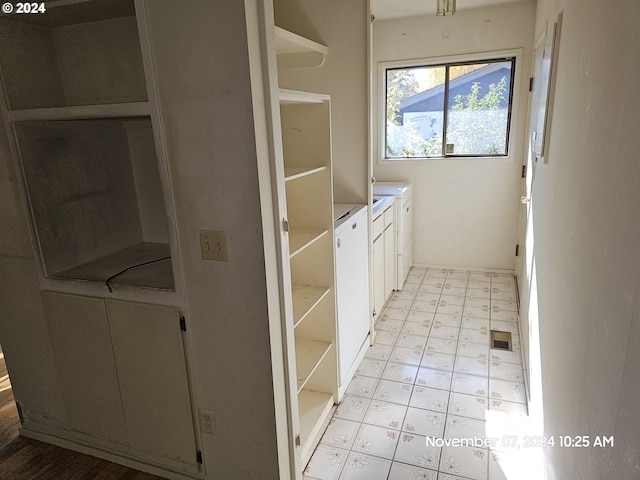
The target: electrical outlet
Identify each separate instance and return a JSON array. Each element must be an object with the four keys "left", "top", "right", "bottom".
[
  {"left": 200, "top": 409, "right": 216, "bottom": 435},
  {"left": 199, "top": 230, "right": 229, "bottom": 262}
]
